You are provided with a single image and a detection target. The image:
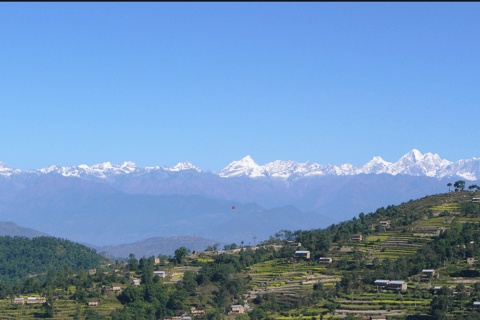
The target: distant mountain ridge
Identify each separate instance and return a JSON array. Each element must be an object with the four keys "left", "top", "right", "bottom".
[
  {"left": 0, "top": 222, "right": 50, "bottom": 238},
  {"left": 90, "top": 235, "right": 219, "bottom": 258},
  {"left": 1, "top": 149, "right": 479, "bottom": 180},
  {"left": 0, "top": 150, "right": 477, "bottom": 247}
]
